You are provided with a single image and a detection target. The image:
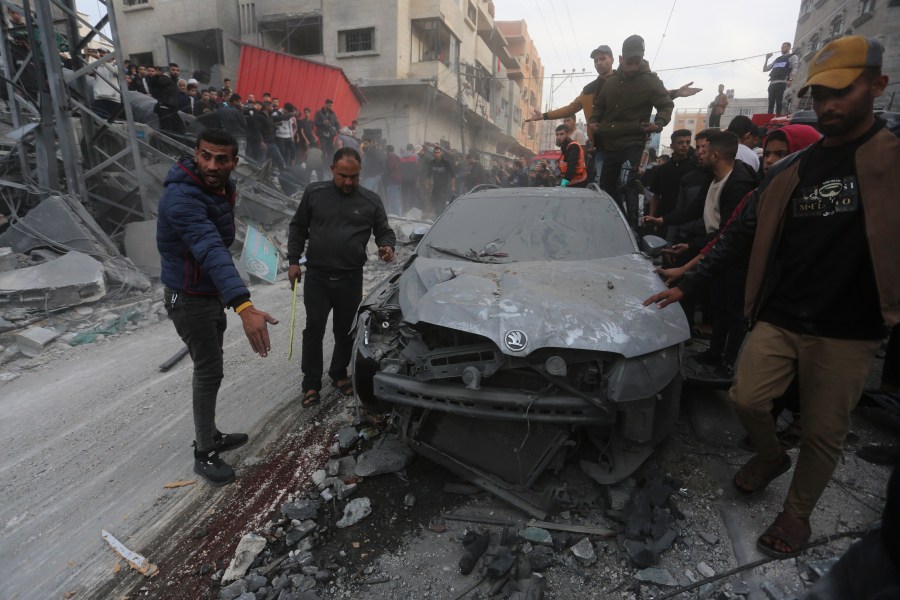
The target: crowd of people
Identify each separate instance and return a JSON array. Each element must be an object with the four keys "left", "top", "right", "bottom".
[{"left": 156, "top": 32, "right": 898, "bottom": 597}]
